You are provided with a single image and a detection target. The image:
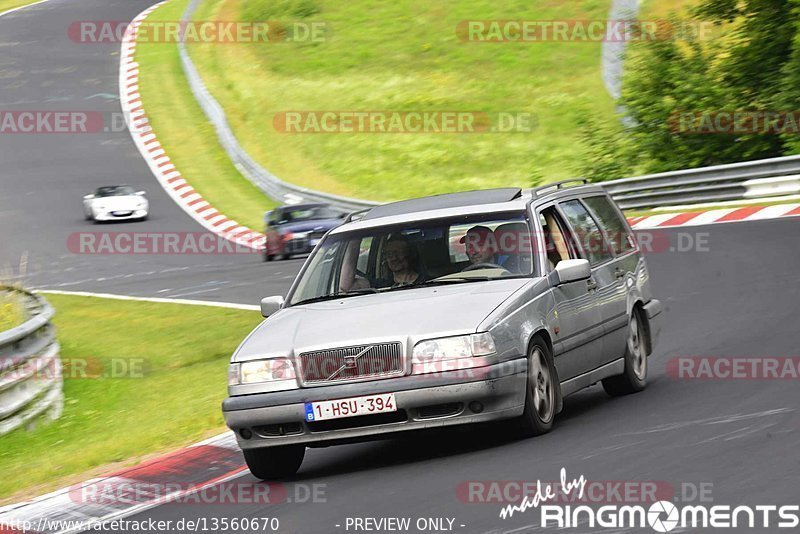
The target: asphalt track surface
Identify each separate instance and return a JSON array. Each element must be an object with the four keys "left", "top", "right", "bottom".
[{"left": 2, "top": 1, "right": 800, "bottom": 534}]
